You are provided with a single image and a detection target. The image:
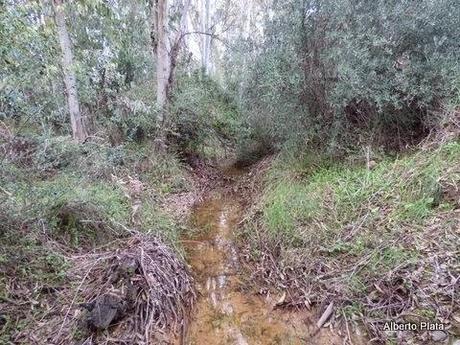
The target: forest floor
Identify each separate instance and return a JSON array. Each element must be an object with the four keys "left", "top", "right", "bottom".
[{"left": 1, "top": 131, "right": 459, "bottom": 344}]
